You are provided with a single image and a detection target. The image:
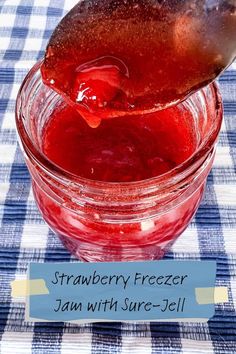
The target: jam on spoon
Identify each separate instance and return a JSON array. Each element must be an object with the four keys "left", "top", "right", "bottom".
[{"left": 41, "top": 0, "right": 236, "bottom": 127}]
